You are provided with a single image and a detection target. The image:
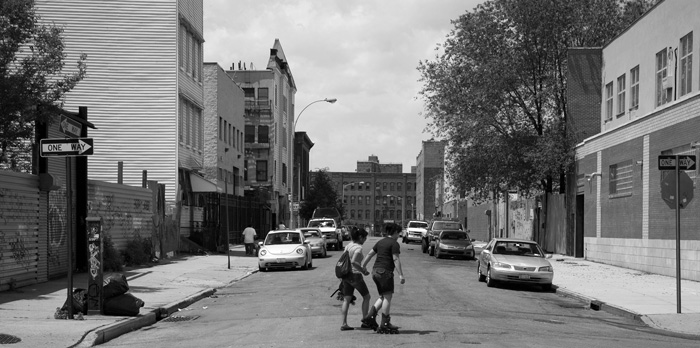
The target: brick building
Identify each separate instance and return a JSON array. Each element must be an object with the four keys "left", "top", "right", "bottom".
[{"left": 573, "top": 0, "right": 700, "bottom": 281}]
